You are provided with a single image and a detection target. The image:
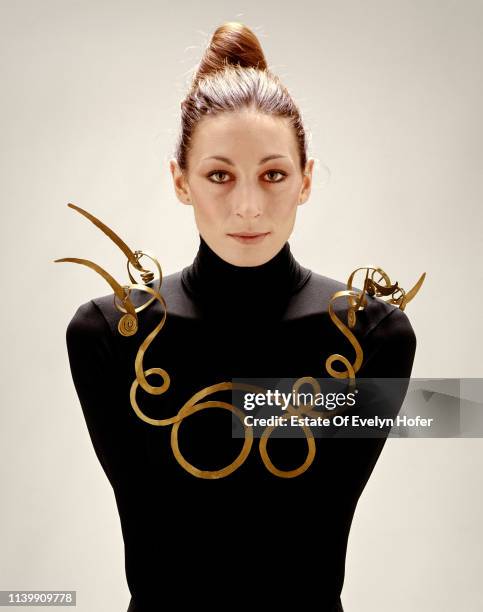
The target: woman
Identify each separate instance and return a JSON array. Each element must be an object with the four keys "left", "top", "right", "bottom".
[{"left": 64, "top": 22, "right": 418, "bottom": 612}]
